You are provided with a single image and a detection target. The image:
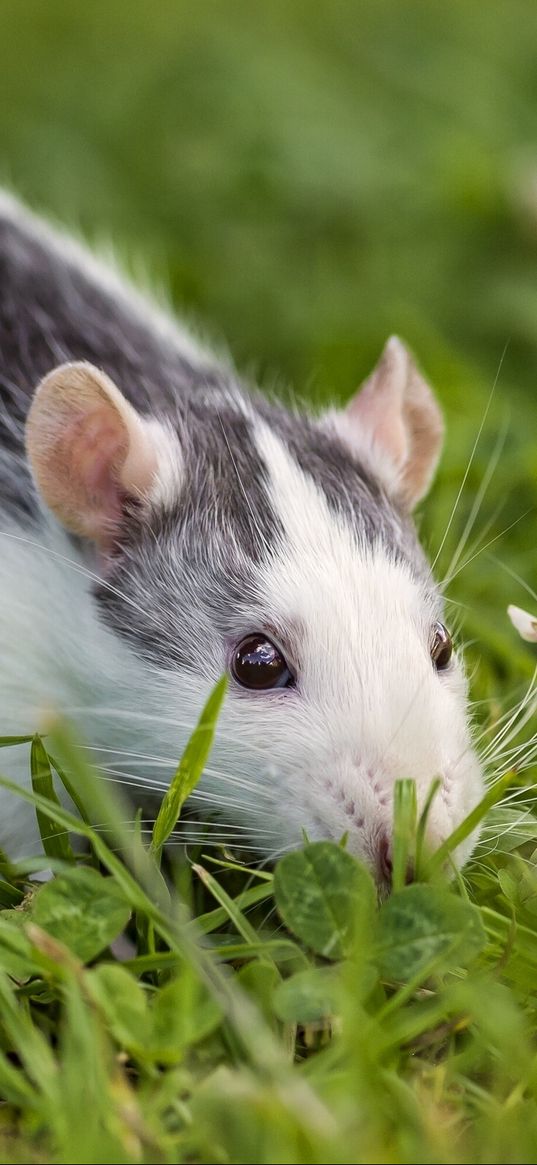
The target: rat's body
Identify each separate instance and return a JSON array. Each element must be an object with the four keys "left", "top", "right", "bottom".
[{"left": 0, "top": 193, "right": 483, "bottom": 878}]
